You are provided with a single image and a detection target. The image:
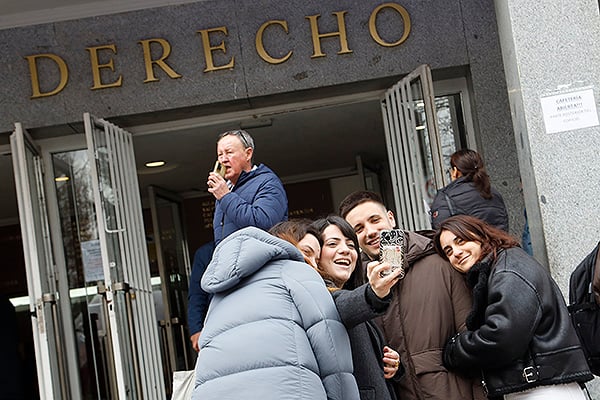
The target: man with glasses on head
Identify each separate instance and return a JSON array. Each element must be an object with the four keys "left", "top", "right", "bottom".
[
  {"left": 206, "top": 129, "right": 288, "bottom": 244},
  {"left": 189, "top": 130, "right": 288, "bottom": 351}
]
